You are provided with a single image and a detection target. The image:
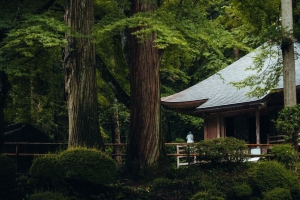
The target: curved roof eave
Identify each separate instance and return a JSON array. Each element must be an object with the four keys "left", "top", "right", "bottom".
[{"left": 161, "top": 99, "right": 208, "bottom": 109}]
